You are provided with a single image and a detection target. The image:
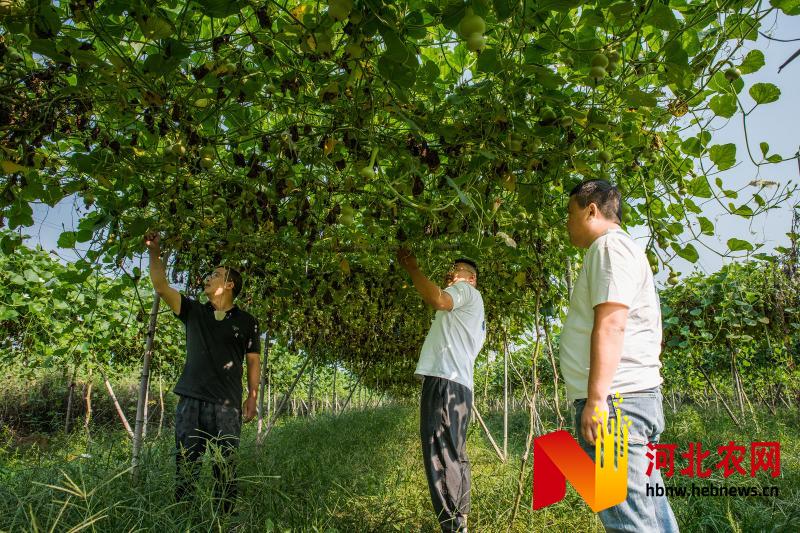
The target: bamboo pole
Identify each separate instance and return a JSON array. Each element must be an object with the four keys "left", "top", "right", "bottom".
[
  {"left": 308, "top": 363, "right": 315, "bottom": 416},
  {"left": 503, "top": 330, "right": 509, "bottom": 459},
  {"left": 472, "top": 405, "right": 505, "bottom": 462},
  {"left": 64, "top": 365, "right": 77, "bottom": 433},
  {"left": 142, "top": 370, "right": 149, "bottom": 440},
  {"left": 257, "top": 336, "right": 270, "bottom": 440},
  {"left": 510, "top": 292, "right": 543, "bottom": 527},
  {"left": 157, "top": 374, "right": 164, "bottom": 439},
  {"left": 101, "top": 368, "right": 134, "bottom": 439},
  {"left": 83, "top": 372, "right": 93, "bottom": 434},
  {"left": 260, "top": 353, "right": 313, "bottom": 443},
  {"left": 337, "top": 367, "right": 366, "bottom": 416},
  {"left": 132, "top": 292, "right": 161, "bottom": 479},
  {"left": 332, "top": 365, "right": 337, "bottom": 412},
  {"left": 698, "top": 366, "right": 742, "bottom": 429}
]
